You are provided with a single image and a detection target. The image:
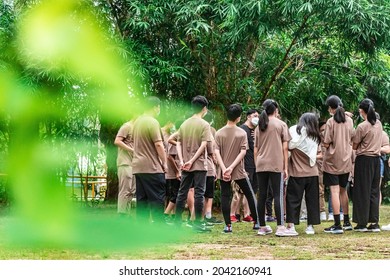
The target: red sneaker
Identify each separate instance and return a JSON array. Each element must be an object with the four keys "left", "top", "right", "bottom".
[
  {"left": 243, "top": 215, "right": 254, "bottom": 222},
  {"left": 230, "top": 215, "right": 238, "bottom": 223}
]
